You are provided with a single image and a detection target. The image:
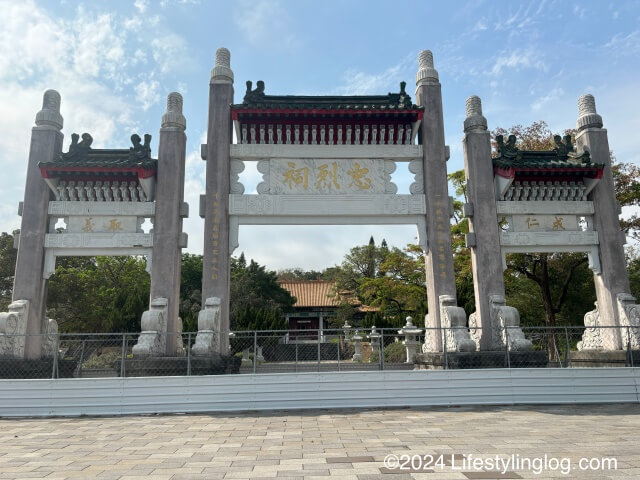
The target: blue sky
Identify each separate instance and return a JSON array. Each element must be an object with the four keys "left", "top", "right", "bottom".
[{"left": 1, "top": 0, "right": 638, "bottom": 270}]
